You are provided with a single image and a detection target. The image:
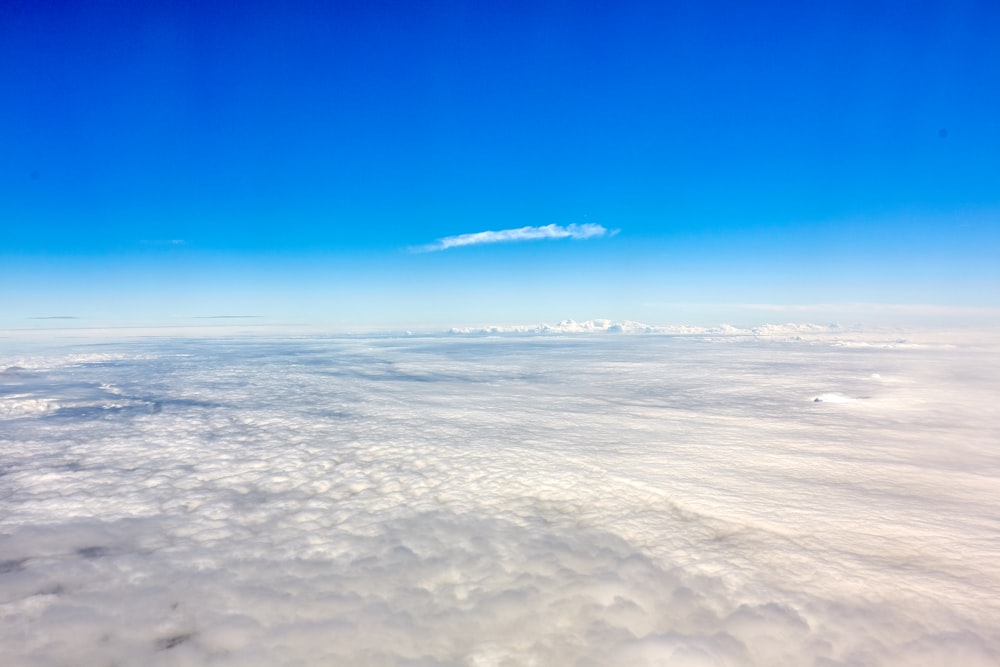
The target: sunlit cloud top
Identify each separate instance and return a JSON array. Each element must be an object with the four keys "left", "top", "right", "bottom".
[
  {"left": 414, "top": 223, "right": 615, "bottom": 252},
  {"left": 3, "top": 333, "right": 999, "bottom": 665}
]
